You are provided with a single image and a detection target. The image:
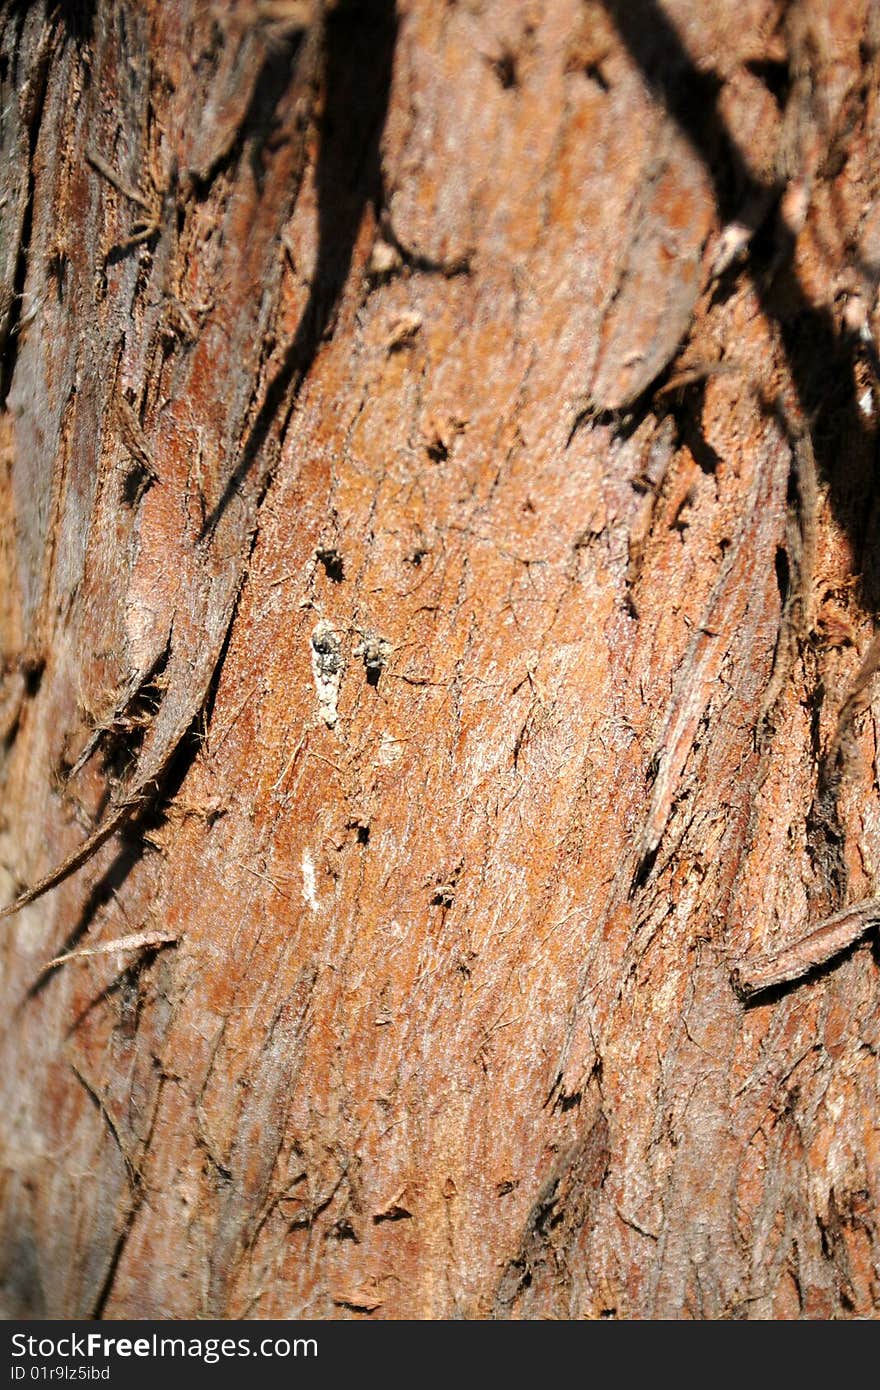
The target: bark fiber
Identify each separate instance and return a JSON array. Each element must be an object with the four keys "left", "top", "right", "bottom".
[{"left": 1, "top": 0, "right": 880, "bottom": 1319}]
